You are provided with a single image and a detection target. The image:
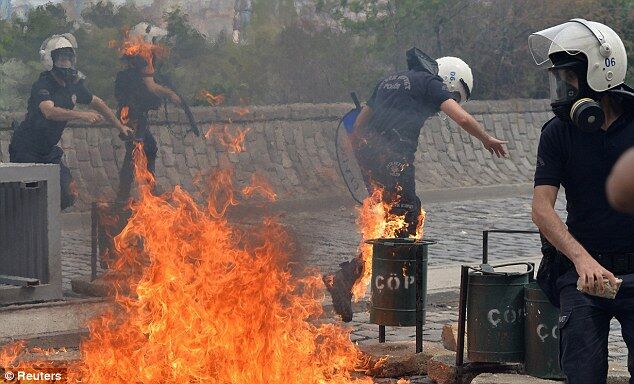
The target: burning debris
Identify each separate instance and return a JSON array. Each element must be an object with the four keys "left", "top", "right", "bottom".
[
  {"left": 352, "top": 188, "right": 426, "bottom": 301},
  {"left": 1, "top": 143, "right": 375, "bottom": 383}
]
